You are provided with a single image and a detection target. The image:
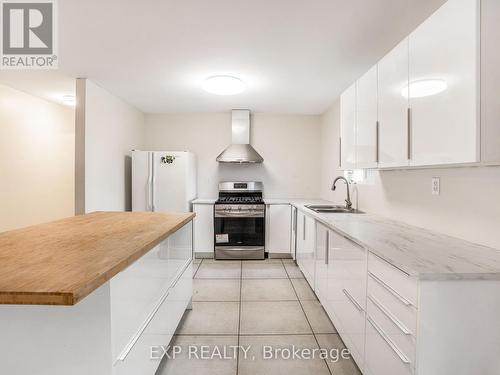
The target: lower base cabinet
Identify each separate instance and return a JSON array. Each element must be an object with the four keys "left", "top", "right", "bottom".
[
  {"left": 296, "top": 209, "right": 500, "bottom": 375},
  {"left": 193, "top": 203, "right": 214, "bottom": 257},
  {"left": 296, "top": 211, "right": 316, "bottom": 288},
  {"left": 111, "top": 223, "right": 194, "bottom": 375},
  {"left": 266, "top": 204, "right": 292, "bottom": 256},
  {"left": 326, "top": 227, "right": 367, "bottom": 370}
]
